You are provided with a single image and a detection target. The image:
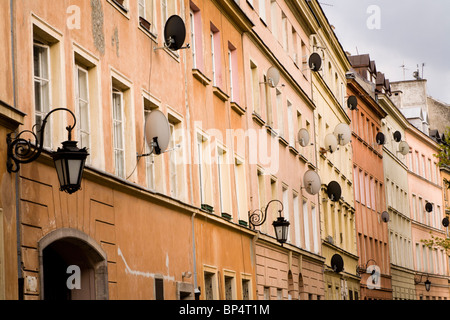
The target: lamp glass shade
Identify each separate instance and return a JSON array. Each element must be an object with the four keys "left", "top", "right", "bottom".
[
  {"left": 272, "top": 217, "right": 290, "bottom": 244},
  {"left": 51, "top": 140, "right": 88, "bottom": 194},
  {"left": 425, "top": 279, "right": 431, "bottom": 292}
]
